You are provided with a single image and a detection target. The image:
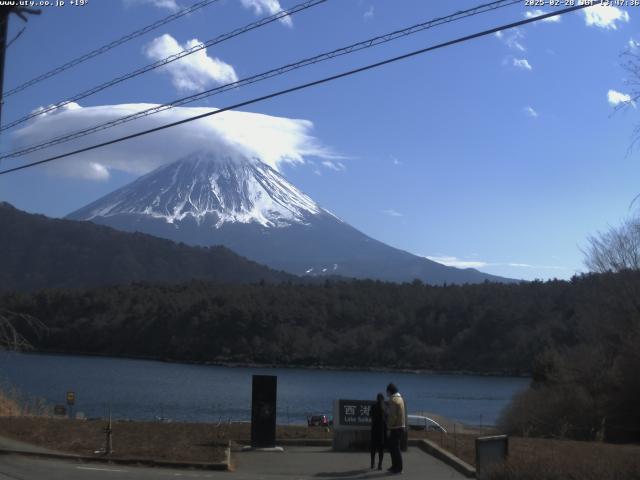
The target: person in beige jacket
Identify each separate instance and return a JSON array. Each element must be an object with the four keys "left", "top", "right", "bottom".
[{"left": 386, "top": 383, "right": 405, "bottom": 474}]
